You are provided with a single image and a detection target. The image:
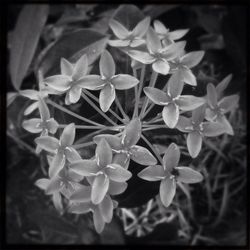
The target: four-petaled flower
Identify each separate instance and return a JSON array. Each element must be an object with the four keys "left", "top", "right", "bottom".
[
  {"left": 138, "top": 143, "right": 203, "bottom": 207},
  {"left": 69, "top": 138, "right": 132, "bottom": 204},
  {"left": 78, "top": 50, "right": 139, "bottom": 112},
  {"left": 169, "top": 50, "right": 205, "bottom": 86},
  {"left": 153, "top": 20, "right": 189, "bottom": 46},
  {"left": 35, "top": 123, "right": 78, "bottom": 177},
  {"left": 44, "top": 54, "right": 92, "bottom": 105},
  {"left": 93, "top": 118, "right": 157, "bottom": 168},
  {"left": 108, "top": 17, "right": 151, "bottom": 48},
  {"left": 68, "top": 185, "right": 117, "bottom": 234},
  {"left": 206, "top": 78, "right": 239, "bottom": 135},
  {"left": 176, "top": 105, "right": 227, "bottom": 158},
  {"left": 144, "top": 73, "right": 205, "bottom": 128},
  {"left": 127, "top": 27, "right": 186, "bottom": 75}
]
